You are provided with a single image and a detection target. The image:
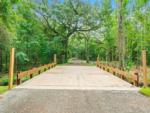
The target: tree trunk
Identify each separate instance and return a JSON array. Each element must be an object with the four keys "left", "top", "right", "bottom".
[
  {"left": 0, "top": 48, "right": 2, "bottom": 73},
  {"left": 85, "top": 38, "right": 90, "bottom": 63},
  {"left": 62, "top": 38, "right": 69, "bottom": 63},
  {"left": 5, "top": 51, "right": 8, "bottom": 73},
  {"left": 64, "top": 42, "right": 68, "bottom": 62},
  {"left": 118, "top": 0, "right": 125, "bottom": 69}
]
